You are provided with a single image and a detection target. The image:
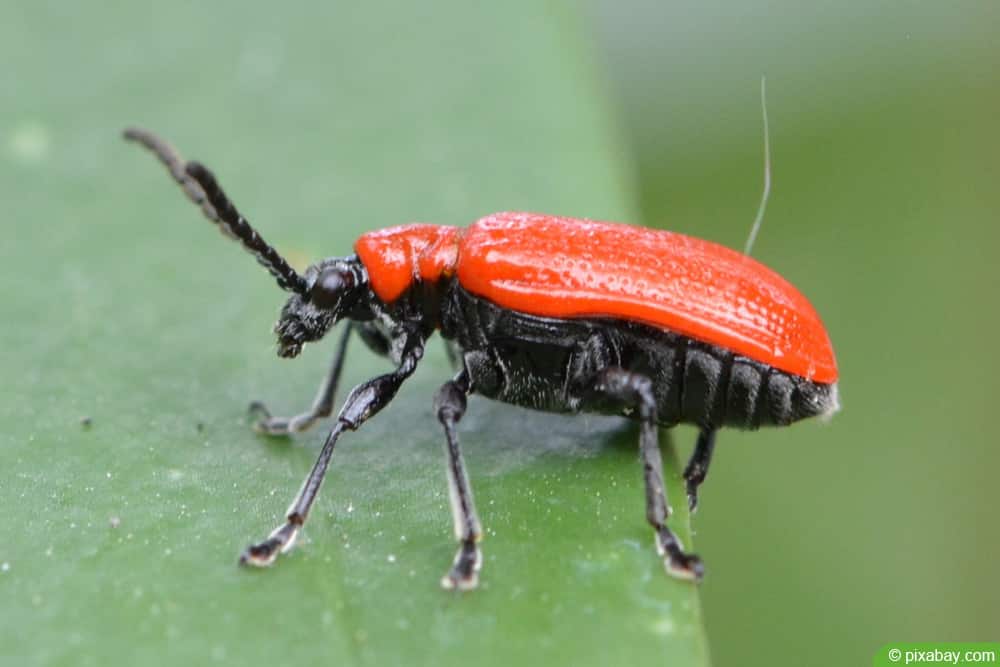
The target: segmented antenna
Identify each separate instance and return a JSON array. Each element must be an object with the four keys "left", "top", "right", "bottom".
[
  {"left": 743, "top": 76, "right": 771, "bottom": 257},
  {"left": 123, "top": 128, "right": 308, "bottom": 295}
]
